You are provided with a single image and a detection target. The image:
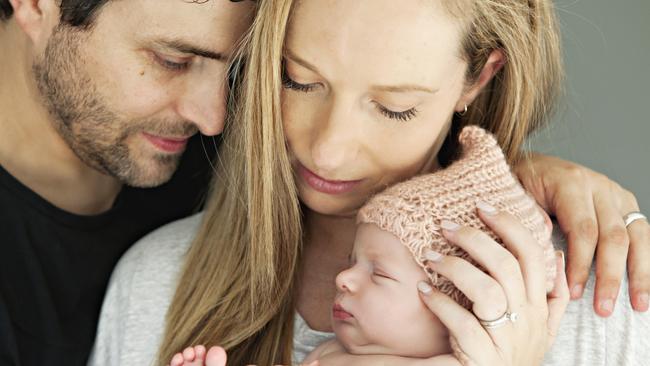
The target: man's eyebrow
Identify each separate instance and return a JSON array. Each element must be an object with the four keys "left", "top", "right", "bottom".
[{"left": 154, "top": 39, "right": 227, "bottom": 61}]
